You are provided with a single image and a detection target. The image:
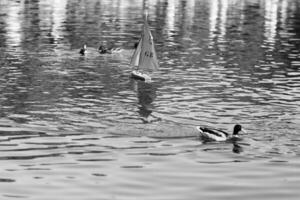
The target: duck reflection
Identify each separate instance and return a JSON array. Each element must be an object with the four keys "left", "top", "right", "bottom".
[
  {"left": 131, "top": 80, "right": 160, "bottom": 123},
  {"left": 232, "top": 142, "right": 243, "bottom": 154},
  {"left": 228, "top": 136, "right": 244, "bottom": 154}
]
